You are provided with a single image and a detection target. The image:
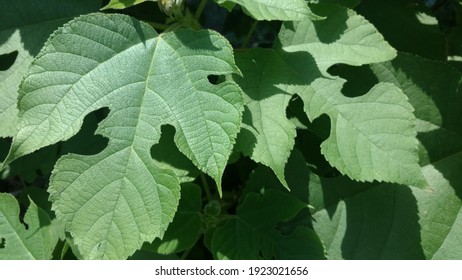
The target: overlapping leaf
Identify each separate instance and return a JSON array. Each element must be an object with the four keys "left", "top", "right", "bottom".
[
  {"left": 0, "top": 0, "right": 99, "bottom": 138},
  {"left": 0, "top": 194, "right": 60, "bottom": 259},
  {"left": 213, "top": 0, "right": 319, "bottom": 21},
  {"left": 211, "top": 189, "right": 323, "bottom": 259},
  {"left": 371, "top": 53, "right": 462, "bottom": 259},
  {"left": 211, "top": 148, "right": 325, "bottom": 259},
  {"left": 232, "top": 3, "right": 425, "bottom": 187},
  {"left": 356, "top": 0, "right": 446, "bottom": 60},
  {"left": 147, "top": 183, "right": 202, "bottom": 255},
  {"left": 2, "top": 13, "right": 243, "bottom": 259},
  {"left": 311, "top": 53, "right": 462, "bottom": 259}
]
